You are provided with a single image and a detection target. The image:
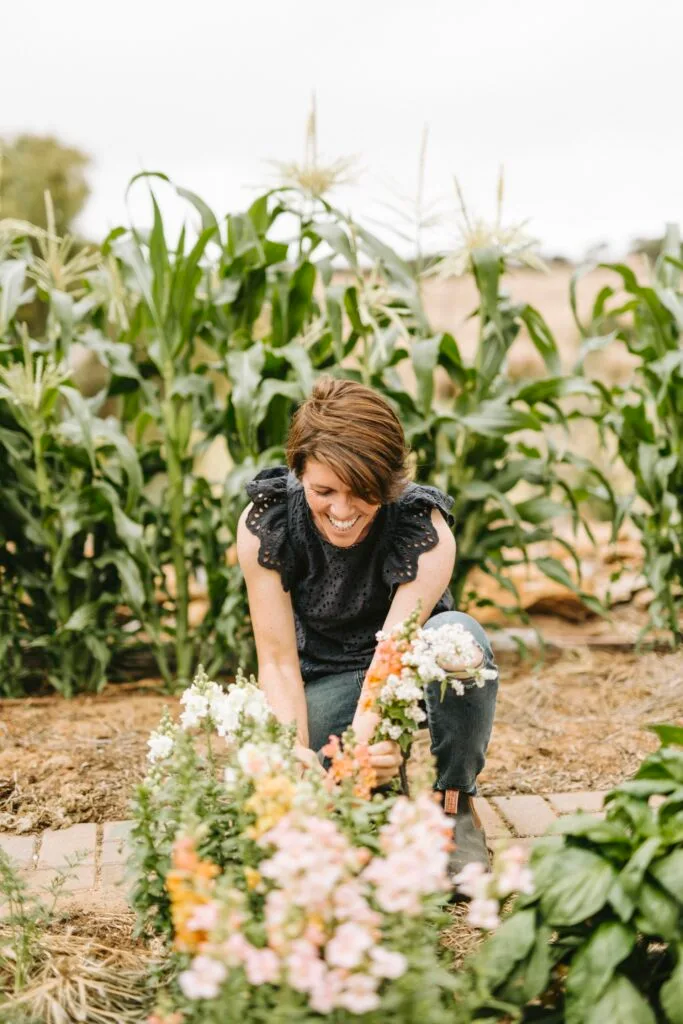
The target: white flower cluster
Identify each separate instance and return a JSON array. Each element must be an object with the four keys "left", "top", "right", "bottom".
[
  {"left": 375, "top": 672, "right": 426, "bottom": 745},
  {"left": 146, "top": 706, "right": 179, "bottom": 764},
  {"left": 179, "top": 666, "right": 272, "bottom": 737},
  {"left": 402, "top": 622, "right": 498, "bottom": 695}
]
